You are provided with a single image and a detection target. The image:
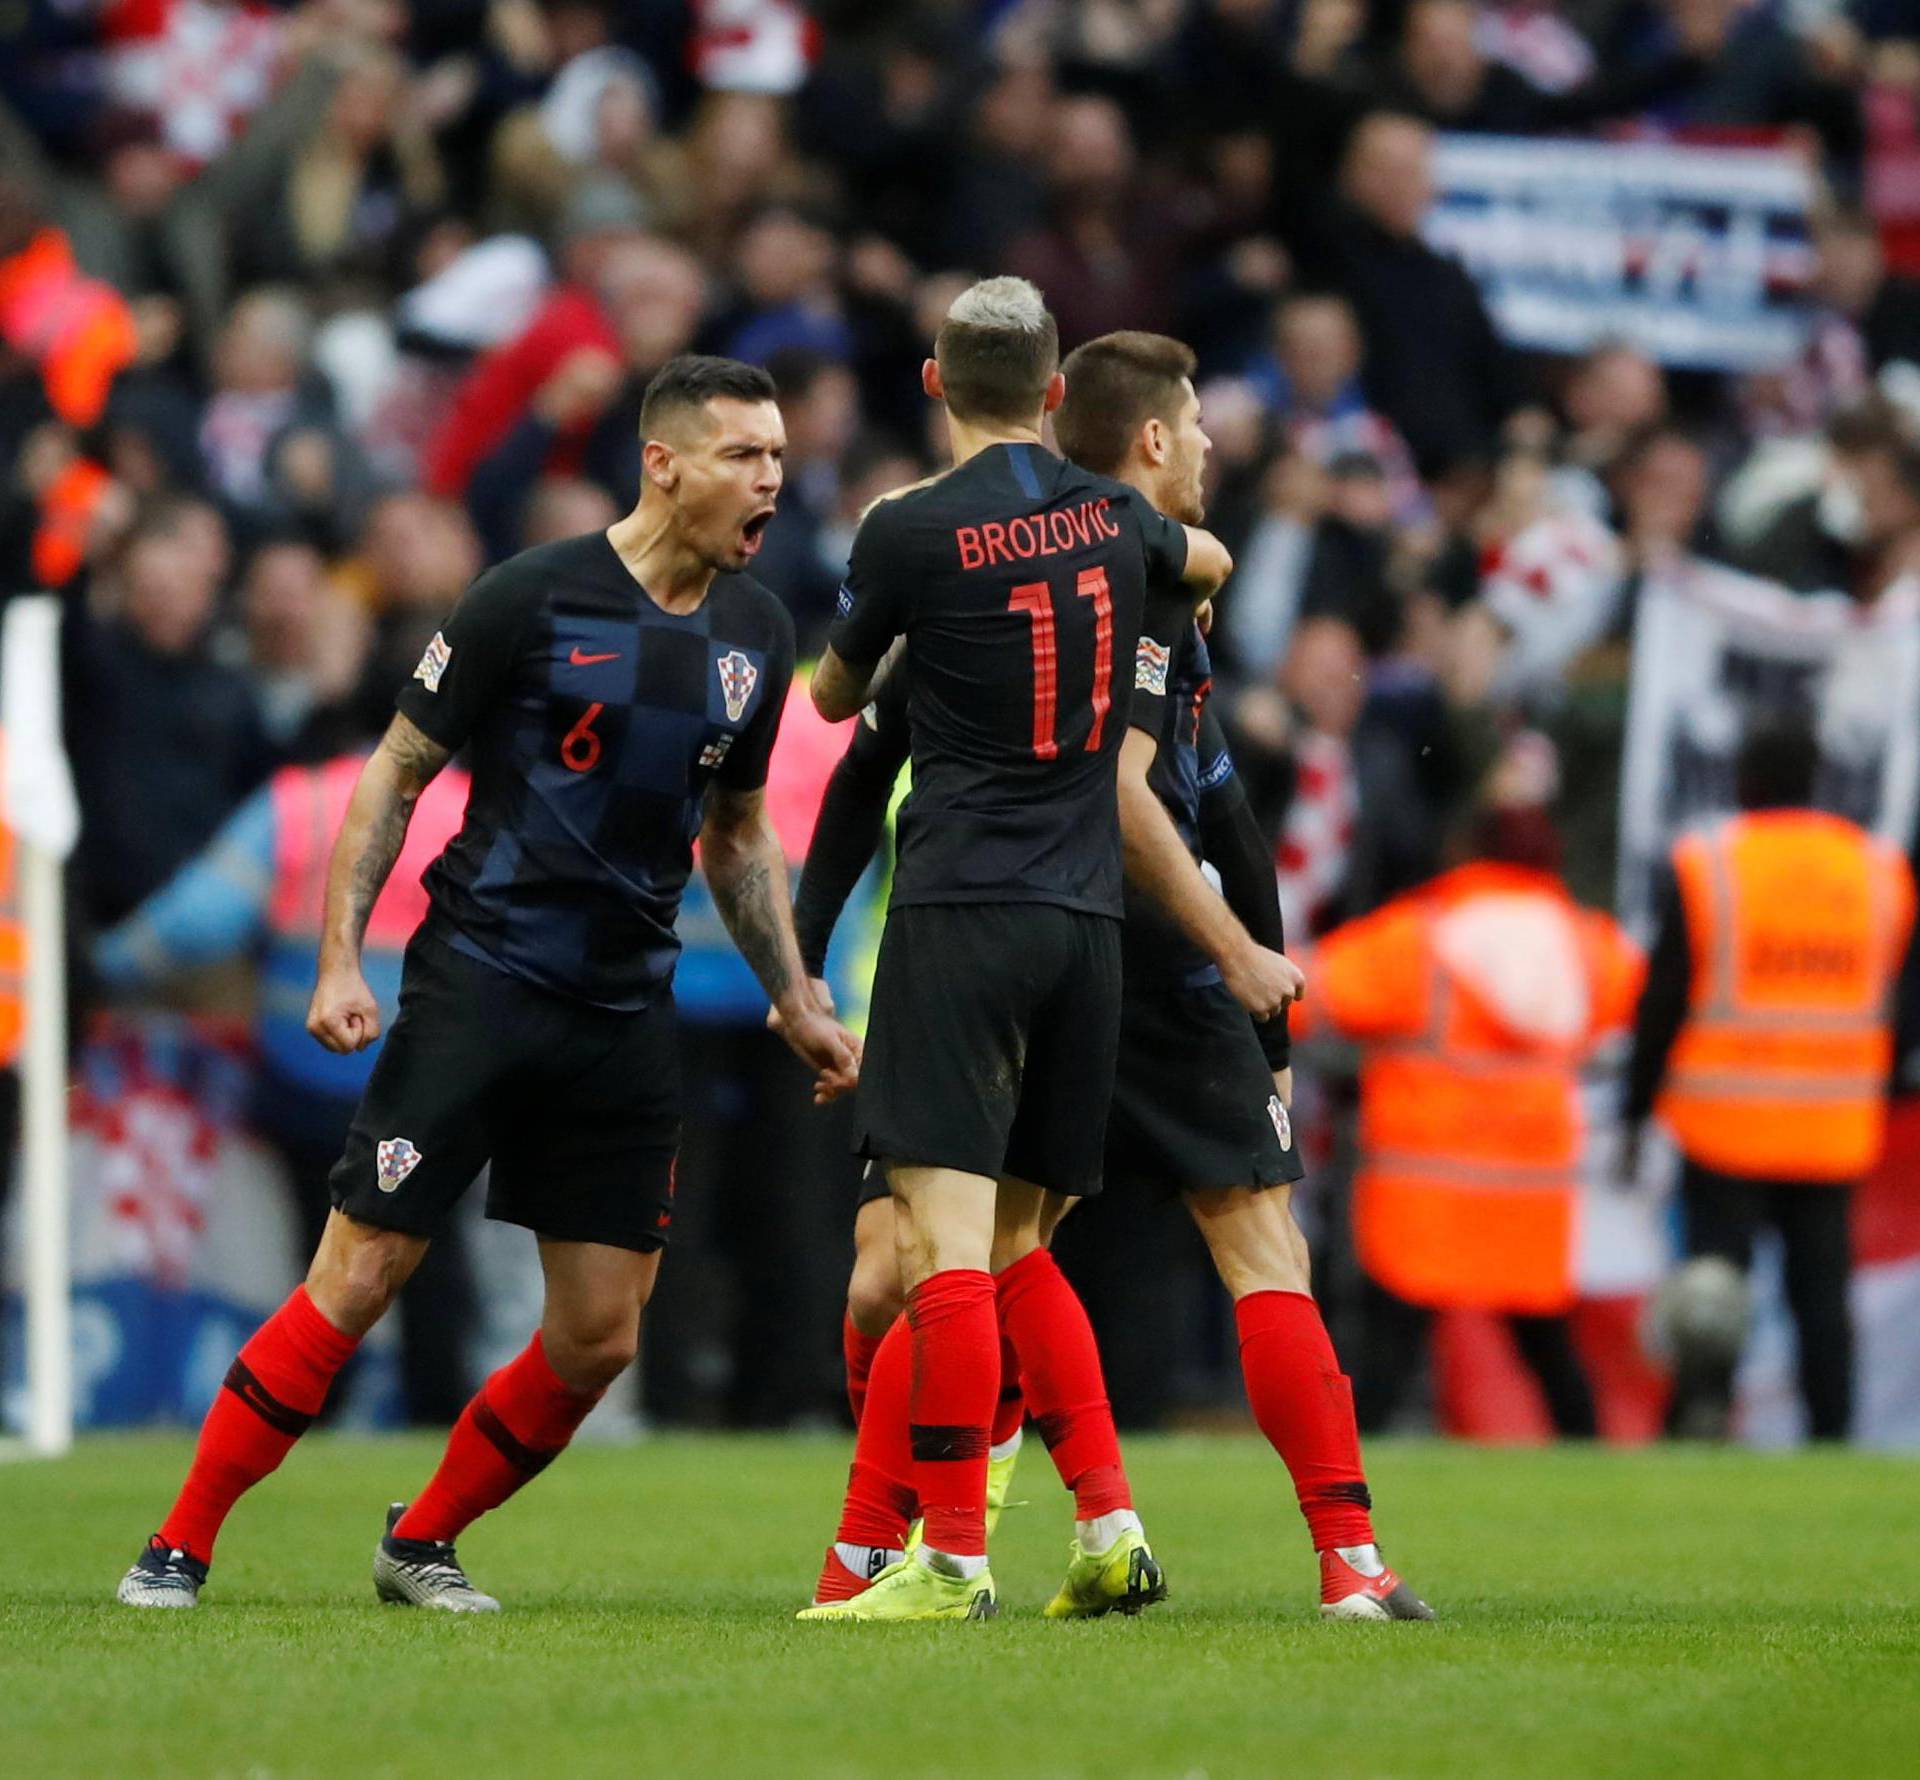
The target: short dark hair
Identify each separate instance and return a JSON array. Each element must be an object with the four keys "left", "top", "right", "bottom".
[
  {"left": 934, "top": 278, "right": 1060, "bottom": 427},
  {"left": 1053, "top": 331, "right": 1196, "bottom": 477},
  {"left": 639, "top": 353, "right": 777, "bottom": 439},
  {"left": 1736, "top": 712, "right": 1821, "bottom": 811}
]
